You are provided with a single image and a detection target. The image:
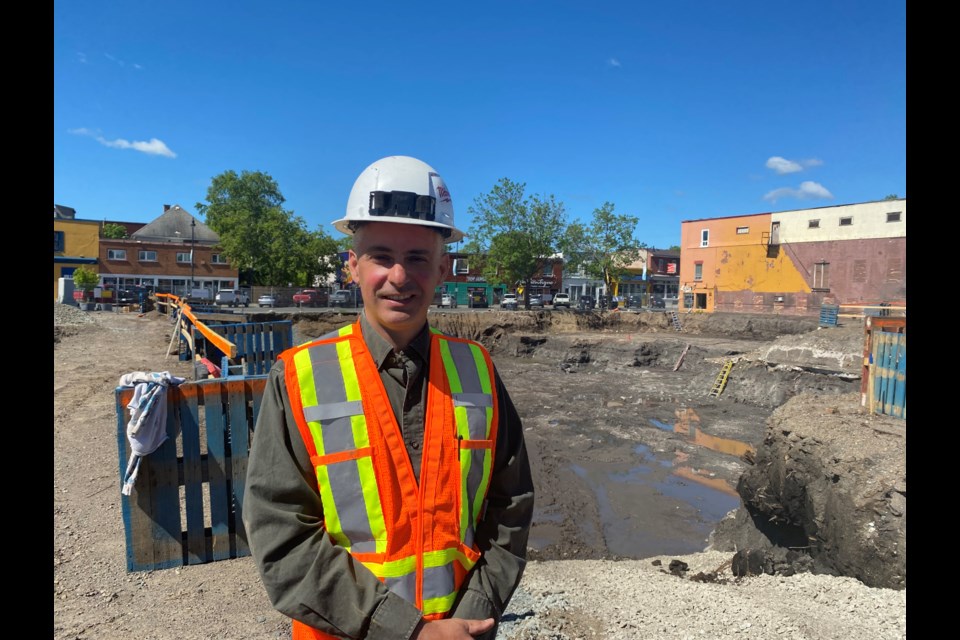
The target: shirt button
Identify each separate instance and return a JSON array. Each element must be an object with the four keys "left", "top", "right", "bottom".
[{"left": 411, "top": 441, "right": 420, "bottom": 450}]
